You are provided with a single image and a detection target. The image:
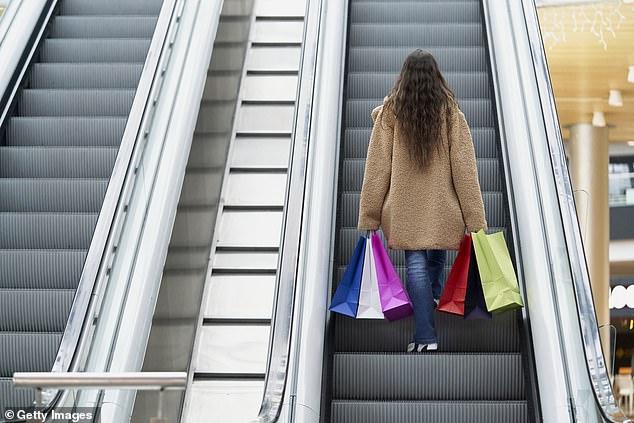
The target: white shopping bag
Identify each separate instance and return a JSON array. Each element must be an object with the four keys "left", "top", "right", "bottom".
[{"left": 356, "top": 237, "right": 385, "bottom": 319}]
